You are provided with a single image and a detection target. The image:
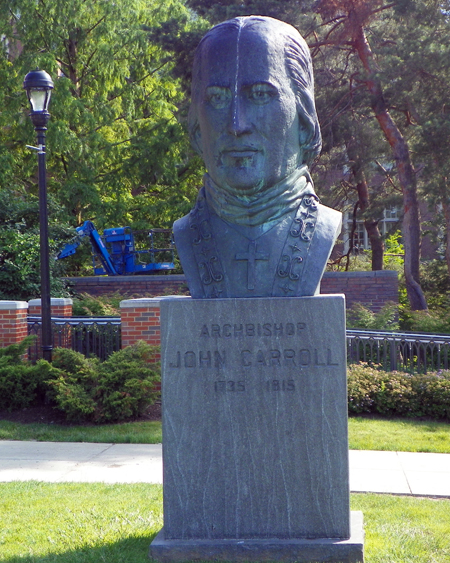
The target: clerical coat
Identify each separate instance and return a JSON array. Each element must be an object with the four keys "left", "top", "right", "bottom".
[{"left": 174, "top": 173, "right": 342, "bottom": 299}]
